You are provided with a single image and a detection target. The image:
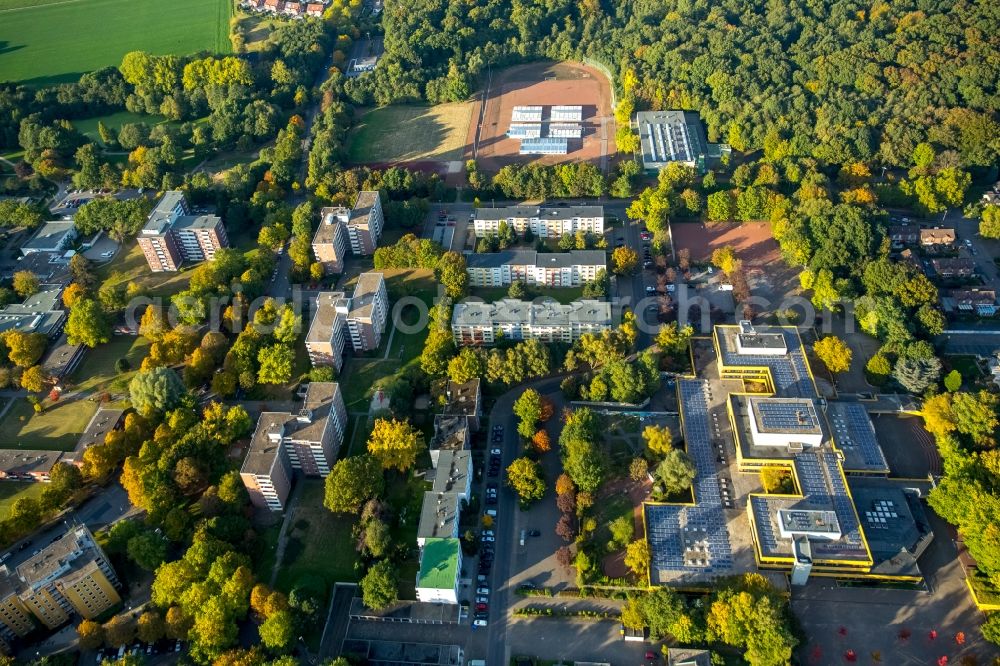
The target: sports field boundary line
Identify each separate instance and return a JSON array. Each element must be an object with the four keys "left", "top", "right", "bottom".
[{"left": 0, "top": 0, "right": 86, "bottom": 13}]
